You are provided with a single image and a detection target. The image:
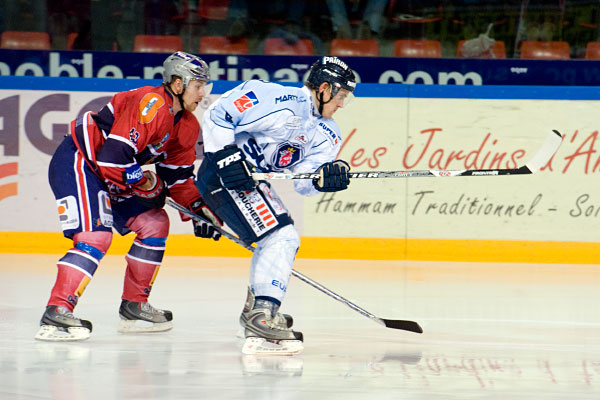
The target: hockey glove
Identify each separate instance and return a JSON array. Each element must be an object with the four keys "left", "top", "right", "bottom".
[
  {"left": 189, "top": 197, "right": 222, "bottom": 241},
  {"left": 213, "top": 144, "right": 256, "bottom": 192},
  {"left": 130, "top": 170, "right": 168, "bottom": 209},
  {"left": 313, "top": 160, "right": 351, "bottom": 192}
]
